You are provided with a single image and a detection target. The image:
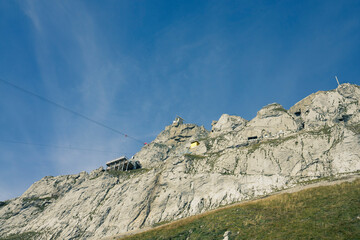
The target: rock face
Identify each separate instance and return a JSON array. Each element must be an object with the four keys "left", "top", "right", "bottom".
[{"left": 1, "top": 83, "right": 360, "bottom": 240}]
